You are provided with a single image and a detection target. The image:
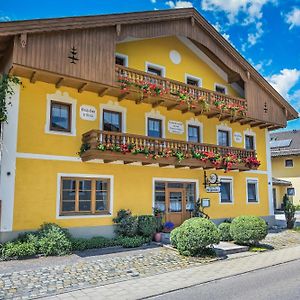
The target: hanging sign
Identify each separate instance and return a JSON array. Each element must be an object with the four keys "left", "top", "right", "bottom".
[
  {"left": 234, "top": 132, "right": 243, "bottom": 143},
  {"left": 206, "top": 186, "right": 220, "bottom": 193},
  {"left": 168, "top": 120, "right": 184, "bottom": 134},
  {"left": 80, "top": 105, "right": 97, "bottom": 121}
]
